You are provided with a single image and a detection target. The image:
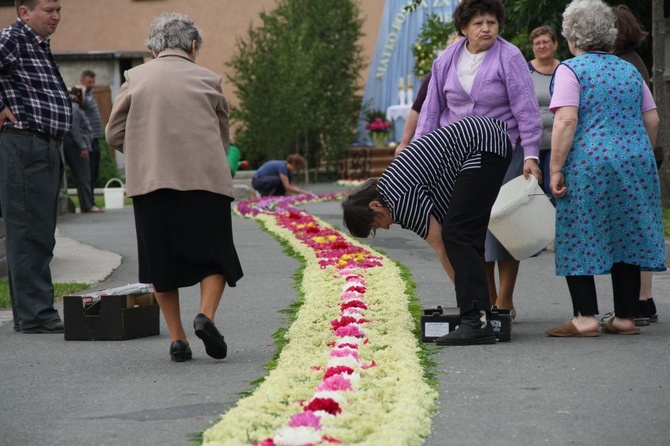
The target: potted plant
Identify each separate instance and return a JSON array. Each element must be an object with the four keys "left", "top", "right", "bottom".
[{"left": 364, "top": 109, "right": 392, "bottom": 148}]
